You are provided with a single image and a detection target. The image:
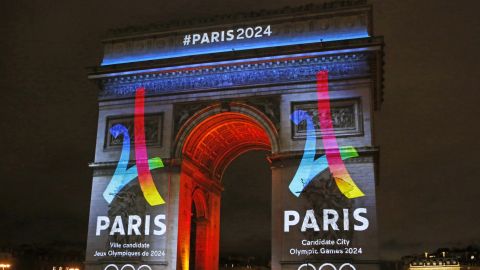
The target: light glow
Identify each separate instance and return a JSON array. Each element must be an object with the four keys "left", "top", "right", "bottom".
[
  {"left": 289, "top": 70, "right": 364, "bottom": 199},
  {"left": 103, "top": 88, "right": 165, "bottom": 206},
  {"left": 316, "top": 70, "right": 364, "bottom": 198},
  {"left": 101, "top": 32, "right": 369, "bottom": 66},
  {"left": 289, "top": 112, "right": 358, "bottom": 196},
  {"left": 134, "top": 88, "right": 166, "bottom": 205}
]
